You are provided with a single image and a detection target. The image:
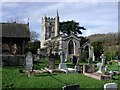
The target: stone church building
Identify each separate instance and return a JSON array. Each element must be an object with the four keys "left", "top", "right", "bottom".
[
  {"left": 40, "top": 11, "right": 94, "bottom": 61},
  {"left": 40, "top": 11, "right": 82, "bottom": 59}
]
